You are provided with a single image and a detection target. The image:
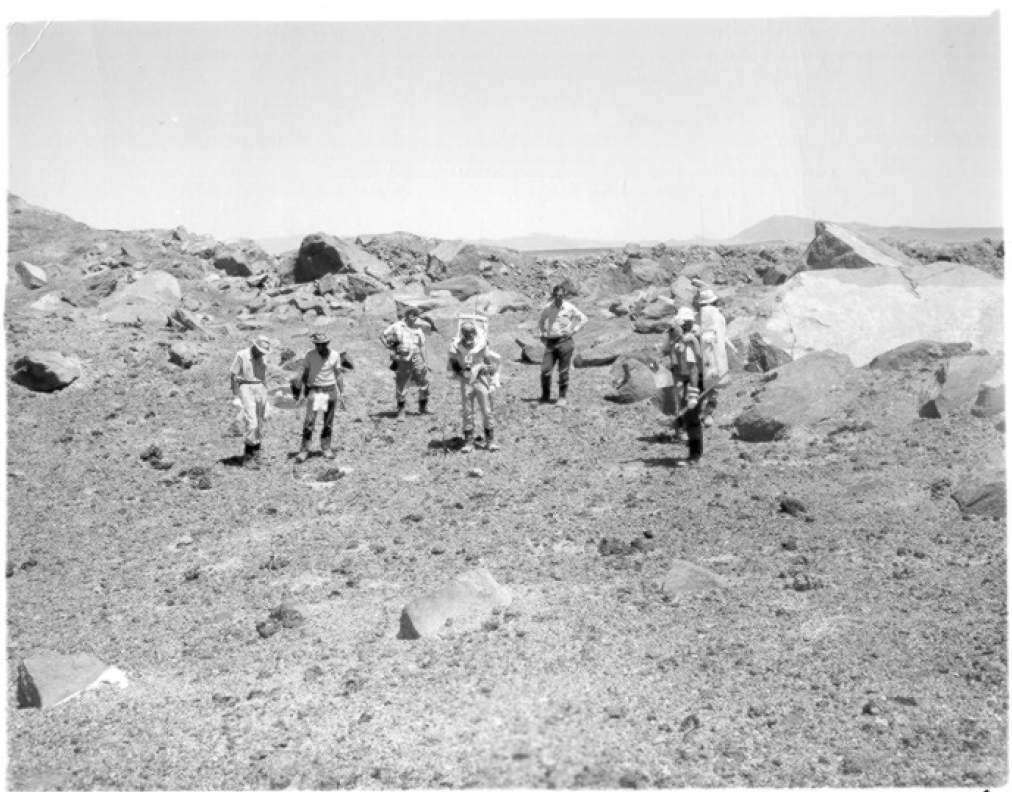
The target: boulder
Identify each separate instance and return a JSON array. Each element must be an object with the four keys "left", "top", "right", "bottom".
[
  {"left": 668, "top": 275, "right": 697, "bottom": 307},
  {"left": 515, "top": 333, "right": 544, "bottom": 364},
  {"left": 606, "top": 357, "right": 656, "bottom": 403},
  {"left": 426, "top": 240, "right": 468, "bottom": 276},
  {"left": 13, "top": 351, "right": 83, "bottom": 392},
  {"left": 919, "top": 354, "right": 1003, "bottom": 419},
  {"left": 14, "top": 261, "right": 47, "bottom": 289},
  {"left": 17, "top": 653, "right": 127, "bottom": 708},
  {"left": 659, "top": 560, "right": 728, "bottom": 597},
  {"left": 757, "top": 262, "right": 1003, "bottom": 366},
  {"left": 211, "top": 248, "right": 253, "bottom": 278},
  {"left": 100, "top": 270, "right": 182, "bottom": 324},
  {"left": 745, "top": 332, "right": 792, "bottom": 372},
  {"left": 624, "top": 257, "right": 664, "bottom": 284},
  {"left": 361, "top": 292, "right": 399, "bottom": 318},
  {"left": 428, "top": 275, "right": 493, "bottom": 301},
  {"left": 805, "top": 221, "right": 913, "bottom": 270},
  {"left": 734, "top": 350, "right": 861, "bottom": 441},
  {"left": 951, "top": 456, "right": 1005, "bottom": 519},
  {"left": 27, "top": 293, "right": 67, "bottom": 314},
  {"left": 314, "top": 273, "right": 347, "bottom": 297},
  {"left": 168, "top": 342, "right": 199, "bottom": 369},
  {"left": 632, "top": 298, "right": 678, "bottom": 334},
  {"left": 398, "top": 568, "right": 513, "bottom": 639},
  {"left": 575, "top": 331, "right": 655, "bottom": 368},
  {"left": 395, "top": 291, "right": 458, "bottom": 317},
  {"left": 473, "top": 289, "right": 533, "bottom": 315},
  {"left": 867, "top": 340, "right": 974, "bottom": 371},
  {"left": 294, "top": 234, "right": 391, "bottom": 283},
  {"left": 345, "top": 273, "right": 385, "bottom": 302},
  {"left": 972, "top": 369, "right": 1005, "bottom": 418}
]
